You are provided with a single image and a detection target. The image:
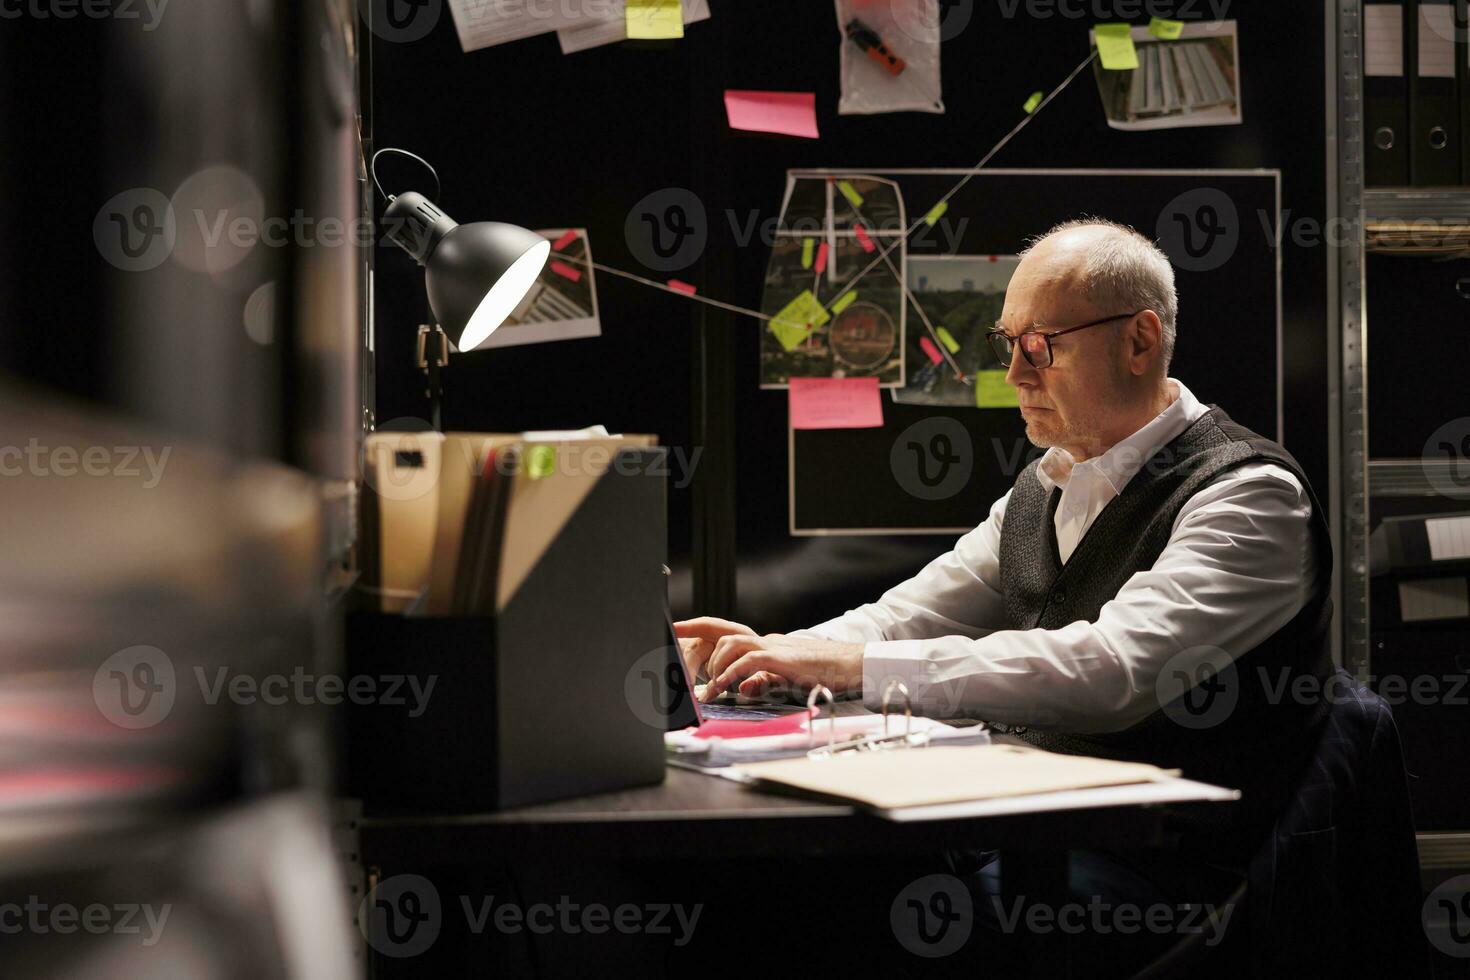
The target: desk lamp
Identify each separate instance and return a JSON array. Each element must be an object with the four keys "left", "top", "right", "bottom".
[{"left": 373, "top": 148, "right": 551, "bottom": 424}]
